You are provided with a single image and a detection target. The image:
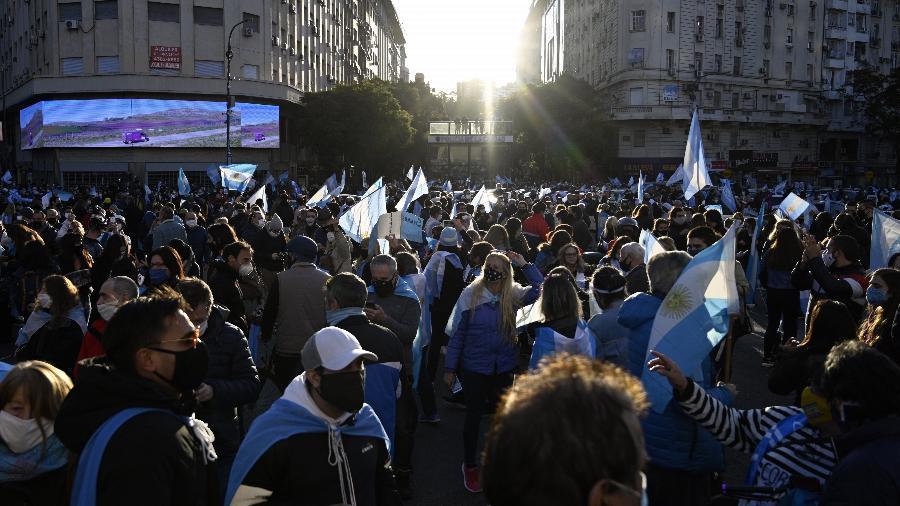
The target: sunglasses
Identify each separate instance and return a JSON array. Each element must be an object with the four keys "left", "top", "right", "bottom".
[{"left": 152, "top": 328, "right": 200, "bottom": 348}]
